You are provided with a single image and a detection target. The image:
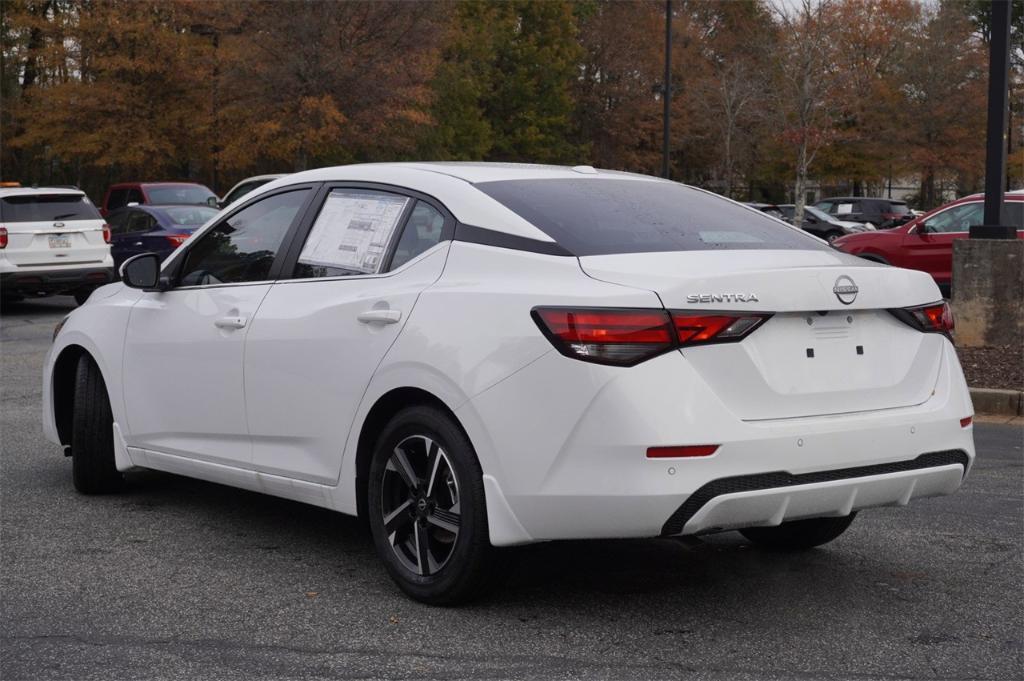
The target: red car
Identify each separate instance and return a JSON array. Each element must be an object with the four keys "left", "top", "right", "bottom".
[
  {"left": 832, "top": 191, "right": 1024, "bottom": 295},
  {"left": 99, "top": 182, "right": 217, "bottom": 217}
]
